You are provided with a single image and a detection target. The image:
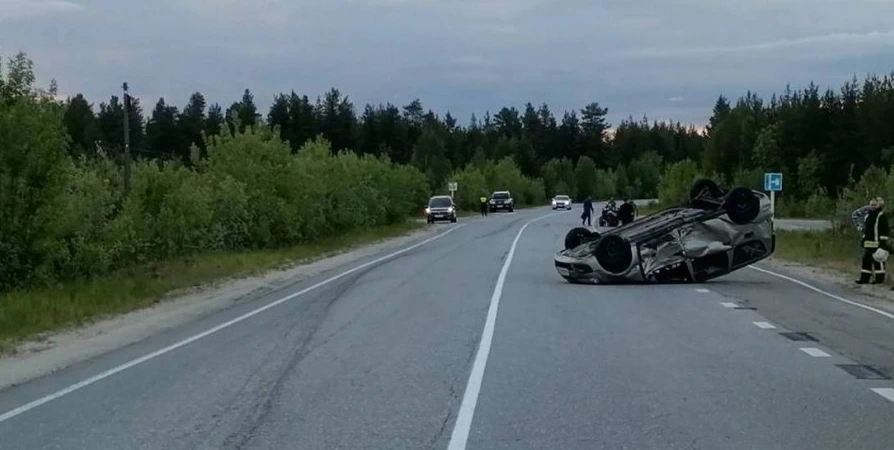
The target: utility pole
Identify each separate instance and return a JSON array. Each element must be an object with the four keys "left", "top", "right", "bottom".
[{"left": 122, "top": 82, "right": 132, "bottom": 196}]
